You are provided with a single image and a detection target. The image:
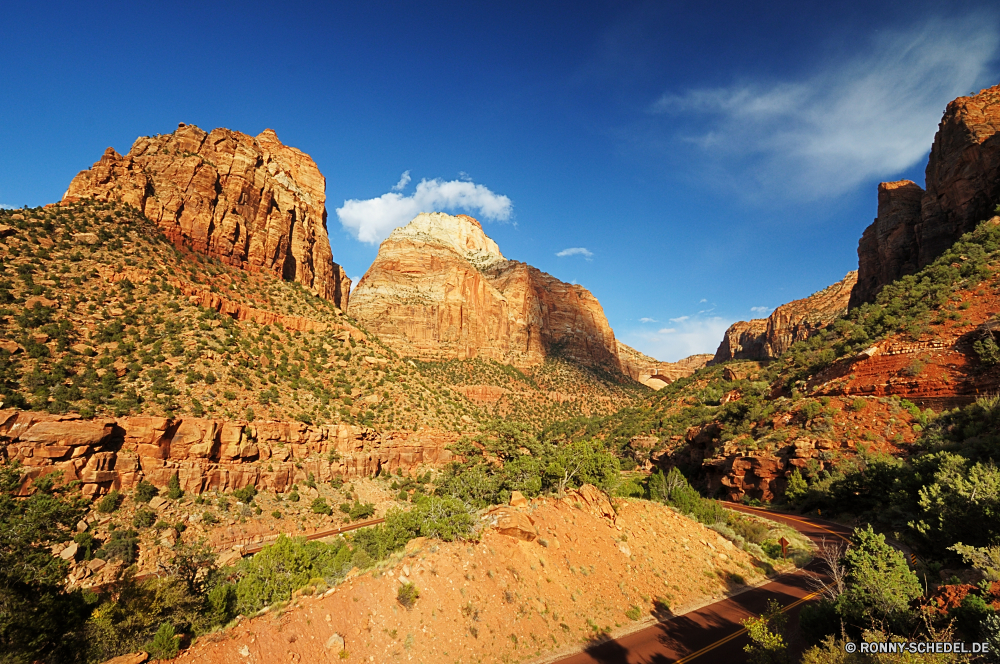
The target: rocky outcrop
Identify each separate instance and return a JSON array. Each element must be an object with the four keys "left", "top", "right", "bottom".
[
  {"left": 850, "top": 84, "right": 1000, "bottom": 306},
  {"left": 712, "top": 320, "right": 769, "bottom": 364},
  {"left": 0, "top": 411, "right": 455, "bottom": 498},
  {"left": 349, "top": 212, "right": 622, "bottom": 371},
  {"left": 63, "top": 123, "right": 350, "bottom": 308},
  {"left": 712, "top": 272, "right": 857, "bottom": 363},
  {"left": 616, "top": 343, "right": 712, "bottom": 390}
]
